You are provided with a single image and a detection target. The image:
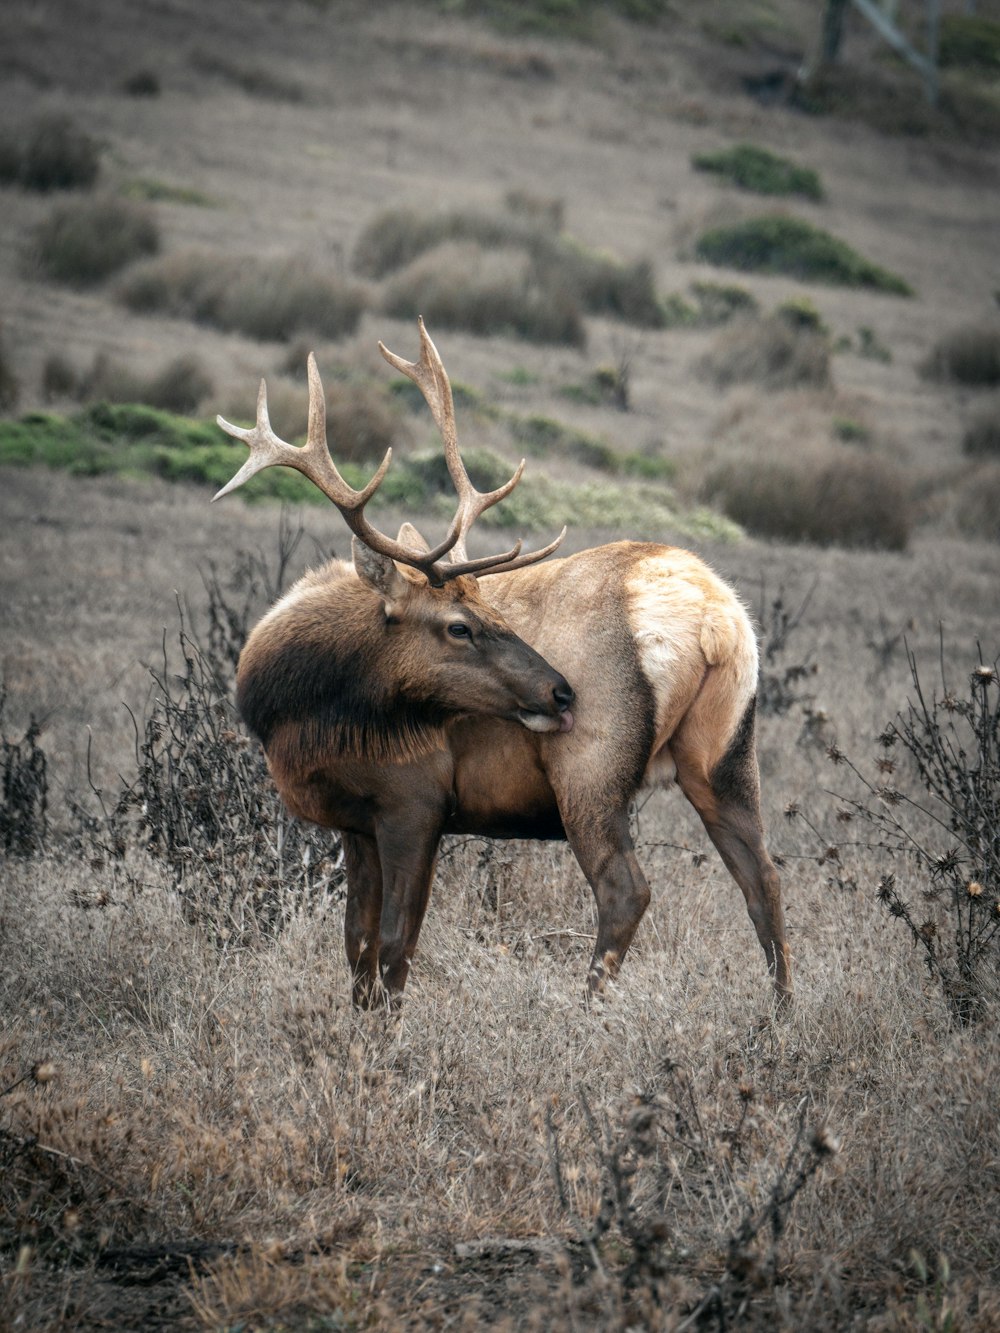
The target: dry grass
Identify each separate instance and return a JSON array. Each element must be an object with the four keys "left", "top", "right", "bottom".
[
  {"left": 2, "top": 469, "right": 1000, "bottom": 1328},
  {"left": 3, "top": 0, "right": 1000, "bottom": 1323}
]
